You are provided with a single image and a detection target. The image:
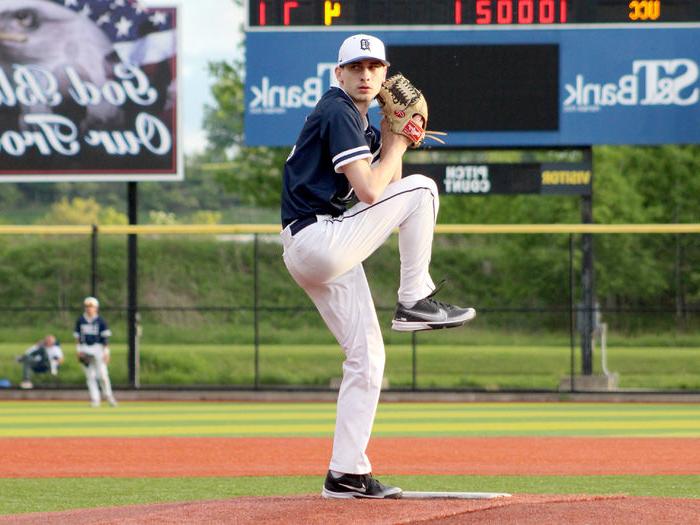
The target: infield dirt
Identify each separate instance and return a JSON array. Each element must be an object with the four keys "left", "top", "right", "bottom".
[{"left": 2, "top": 436, "right": 698, "bottom": 477}]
